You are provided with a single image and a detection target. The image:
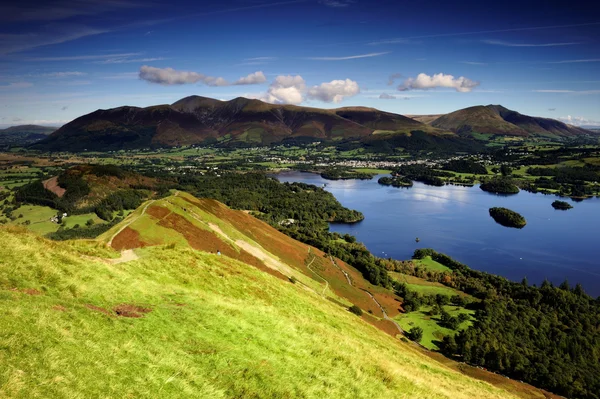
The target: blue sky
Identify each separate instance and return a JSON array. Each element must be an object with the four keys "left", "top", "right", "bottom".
[{"left": 1, "top": 0, "right": 599, "bottom": 127}]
